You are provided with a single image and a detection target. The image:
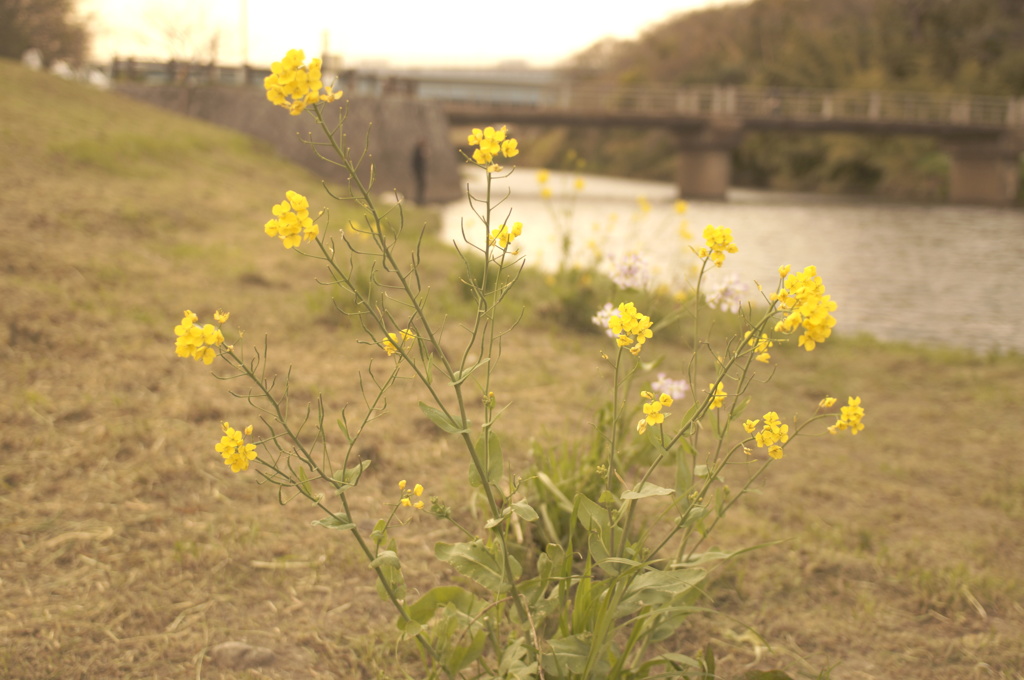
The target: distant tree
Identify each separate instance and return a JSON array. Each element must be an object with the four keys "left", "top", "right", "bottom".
[{"left": 0, "top": 0, "right": 89, "bottom": 65}]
